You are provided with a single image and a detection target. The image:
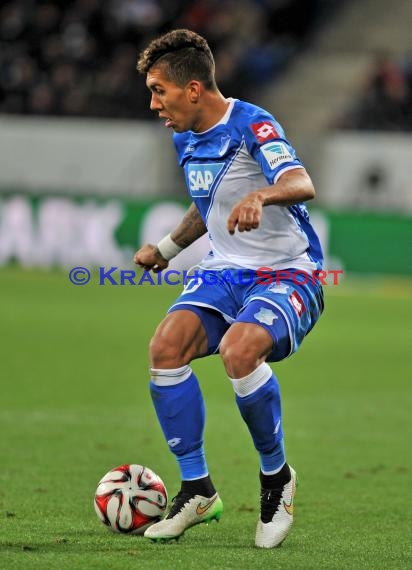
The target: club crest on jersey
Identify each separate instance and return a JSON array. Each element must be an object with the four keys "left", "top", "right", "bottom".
[
  {"left": 187, "top": 163, "right": 225, "bottom": 197},
  {"left": 260, "top": 142, "right": 293, "bottom": 170},
  {"left": 251, "top": 121, "right": 279, "bottom": 143},
  {"left": 218, "top": 134, "right": 231, "bottom": 156}
]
